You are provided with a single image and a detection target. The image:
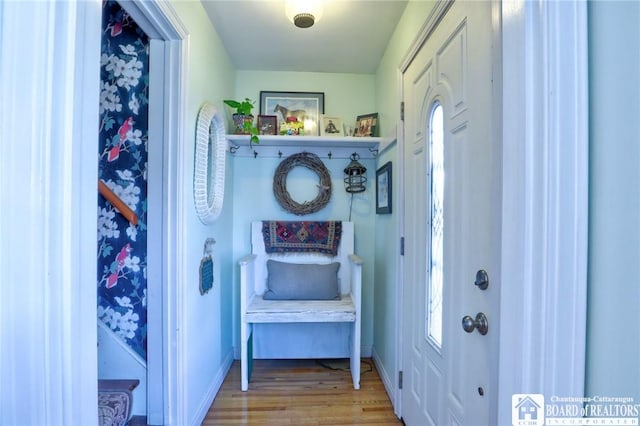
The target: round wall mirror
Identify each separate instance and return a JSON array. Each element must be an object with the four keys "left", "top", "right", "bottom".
[{"left": 194, "top": 102, "right": 227, "bottom": 224}]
